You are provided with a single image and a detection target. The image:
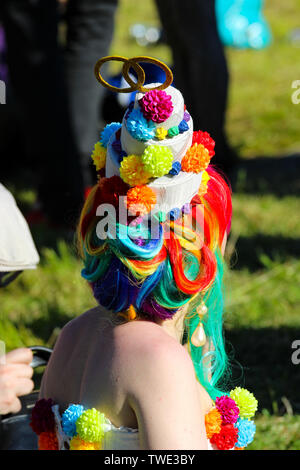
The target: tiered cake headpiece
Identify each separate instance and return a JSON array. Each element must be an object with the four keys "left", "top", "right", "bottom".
[{"left": 91, "top": 56, "right": 215, "bottom": 221}]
